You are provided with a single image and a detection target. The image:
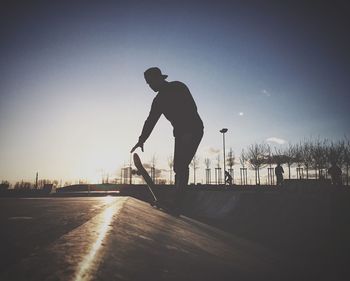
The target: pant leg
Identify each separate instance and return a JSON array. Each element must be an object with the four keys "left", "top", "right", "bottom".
[
  {"left": 173, "top": 130, "right": 203, "bottom": 203},
  {"left": 277, "top": 175, "right": 283, "bottom": 185}
]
